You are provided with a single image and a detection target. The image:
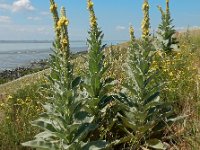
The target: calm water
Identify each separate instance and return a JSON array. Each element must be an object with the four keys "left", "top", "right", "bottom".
[{"left": 0, "top": 40, "right": 125, "bottom": 70}]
